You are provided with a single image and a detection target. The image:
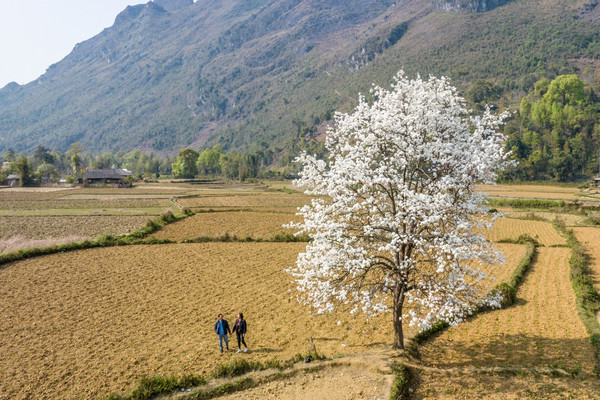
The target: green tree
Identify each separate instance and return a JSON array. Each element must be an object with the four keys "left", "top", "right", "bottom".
[
  {"left": 197, "top": 144, "right": 224, "bottom": 175},
  {"left": 35, "top": 163, "right": 60, "bottom": 184},
  {"left": 12, "top": 156, "right": 33, "bottom": 187},
  {"left": 172, "top": 148, "right": 199, "bottom": 178}
]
